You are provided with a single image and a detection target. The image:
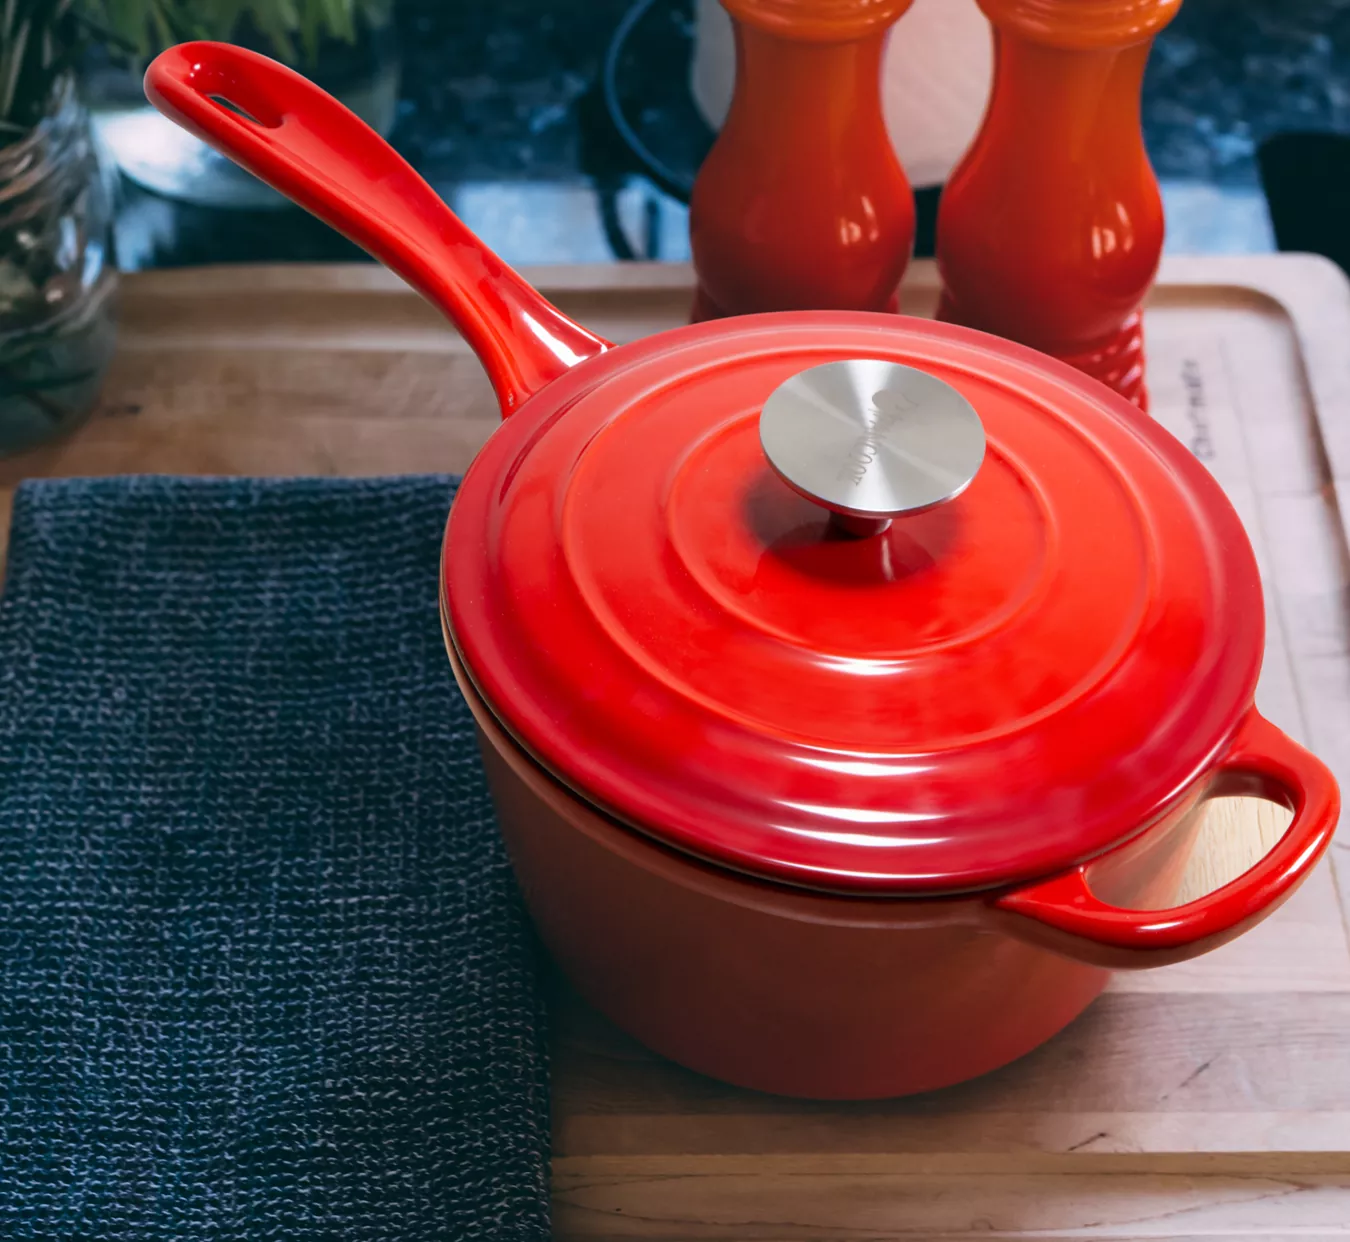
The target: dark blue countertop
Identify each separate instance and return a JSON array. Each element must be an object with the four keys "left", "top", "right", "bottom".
[
  {"left": 111, "top": 0, "right": 1350, "bottom": 270},
  {"left": 1146, "top": 0, "right": 1350, "bottom": 183}
]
